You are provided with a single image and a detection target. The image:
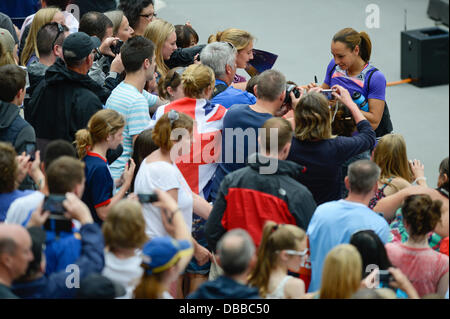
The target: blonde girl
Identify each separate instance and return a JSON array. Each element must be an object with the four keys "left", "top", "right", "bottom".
[{"left": 248, "top": 221, "right": 307, "bottom": 299}]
